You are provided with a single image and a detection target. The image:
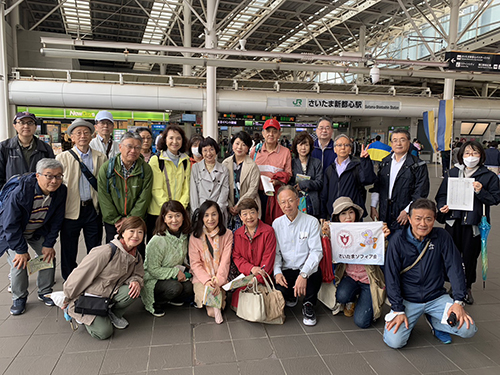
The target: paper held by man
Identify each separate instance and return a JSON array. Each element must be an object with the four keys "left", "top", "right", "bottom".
[{"left": 329, "top": 221, "right": 385, "bottom": 266}]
